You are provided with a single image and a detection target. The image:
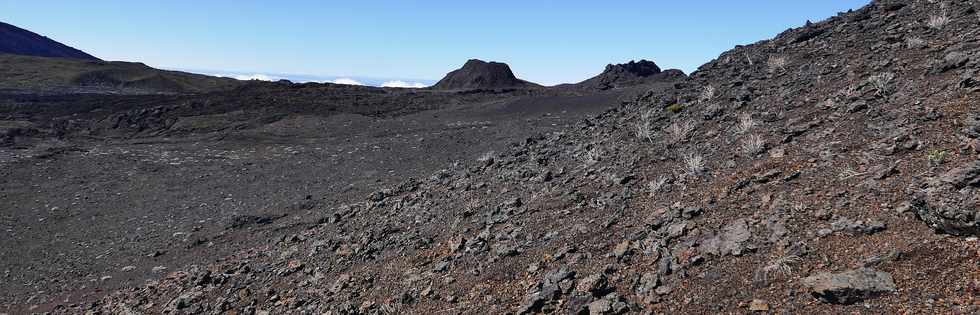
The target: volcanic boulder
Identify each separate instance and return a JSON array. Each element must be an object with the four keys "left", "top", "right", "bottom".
[
  {"left": 432, "top": 59, "right": 539, "bottom": 90},
  {"left": 802, "top": 269, "right": 896, "bottom": 304}
]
